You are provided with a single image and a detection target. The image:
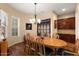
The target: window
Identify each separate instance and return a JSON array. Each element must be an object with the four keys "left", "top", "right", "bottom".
[
  {"left": 0, "top": 10, "right": 8, "bottom": 37},
  {"left": 12, "top": 16, "right": 20, "bottom": 36}
]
